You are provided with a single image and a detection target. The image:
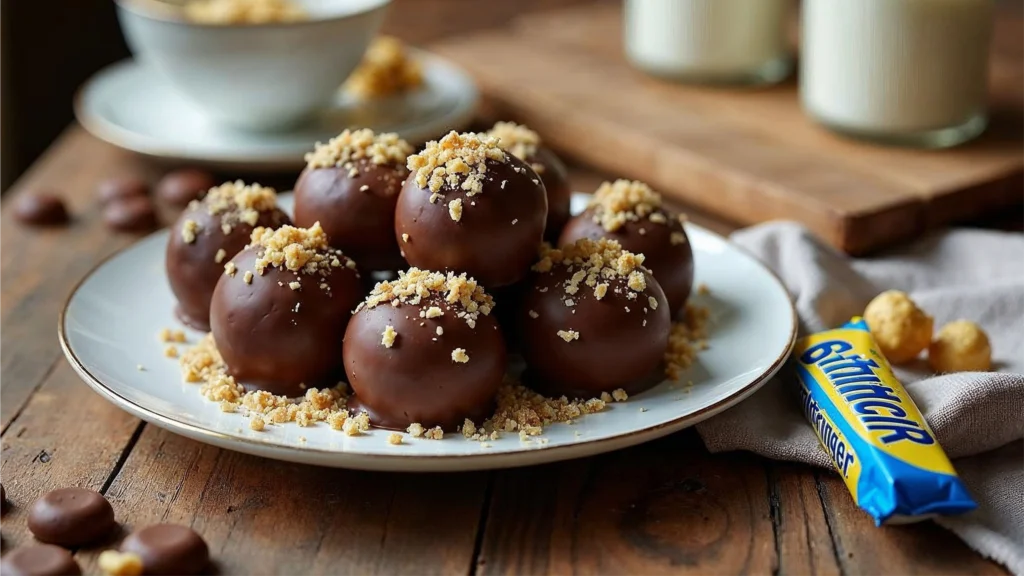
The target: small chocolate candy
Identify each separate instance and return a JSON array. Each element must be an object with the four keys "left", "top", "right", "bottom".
[
  {"left": 14, "top": 192, "right": 69, "bottom": 226},
  {"left": 104, "top": 196, "right": 158, "bottom": 232},
  {"left": 0, "top": 544, "right": 82, "bottom": 576},
  {"left": 121, "top": 524, "right": 209, "bottom": 576},
  {"left": 97, "top": 176, "right": 149, "bottom": 205},
  {"left": 27, "top": 487, "right": 116, "bottom": 547},
  {"left": 156, "top": 169, "right": 216, "bottom": 207}
]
